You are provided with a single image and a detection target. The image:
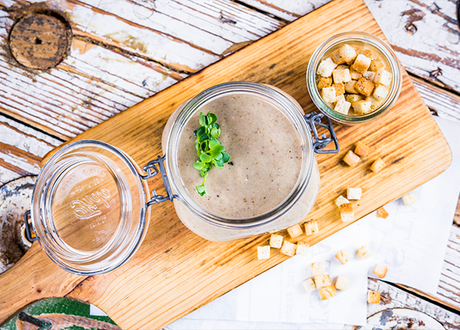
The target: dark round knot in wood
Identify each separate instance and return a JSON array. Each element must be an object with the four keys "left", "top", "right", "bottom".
[{"left": 8, "top": 13, "right": 71, "bottom": 70}]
